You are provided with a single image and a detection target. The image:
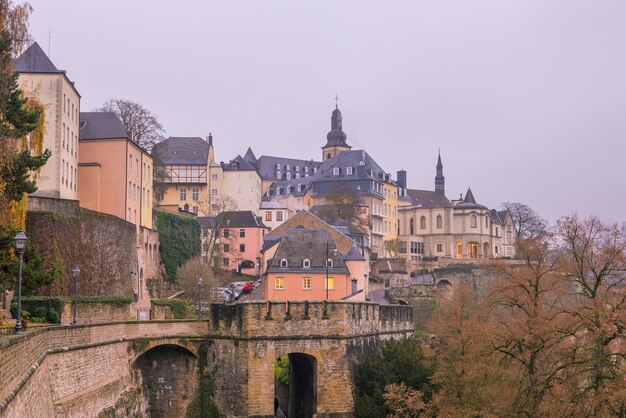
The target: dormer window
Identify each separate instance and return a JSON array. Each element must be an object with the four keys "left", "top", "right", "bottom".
[
  {"left": 276, "top": 187, "right": 281, "bottom": 195},
  {"left": 286, "top": 164, "right": 290, "bottom": 171},
  {"left": 346, "top": 167, "right": 353, "bottom": 175},
  {"left": 326, "top": 259, "right": 333, "bottom": 268},
  {"left": 280, "top": 258, "right": 288, "bottom": 267},
  {"left": 333, "top": 167, "right": 340, "bottom": 176},
  {"left": 313, "top": 167, "right": 318, "bottom": 173},
  {"left": 286, "top": 186, "right": 291, "bottom": 194},
  {"left": 277, "top": 171, "right": 282, "bottom": 179},
  {"left": 303, "top": 259, "right": 310, "bottom": 268},
  {"left": 276, "top": 163, "right": 281, "bottom": 170},
  {"left": 286, "top": 172, "right": 291, "bottom": 180},
  {"left": 305, "top": 167, "right": 309, "bottom": 173},
  {"left": 295, "top": 165, "right": 300, "bottom": 172},
  {"left": 295, "top": 173, "right": 300, "bottom": 179},
  {"left": 297, "top": 183, "right": 302, "bottom": 192}
]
